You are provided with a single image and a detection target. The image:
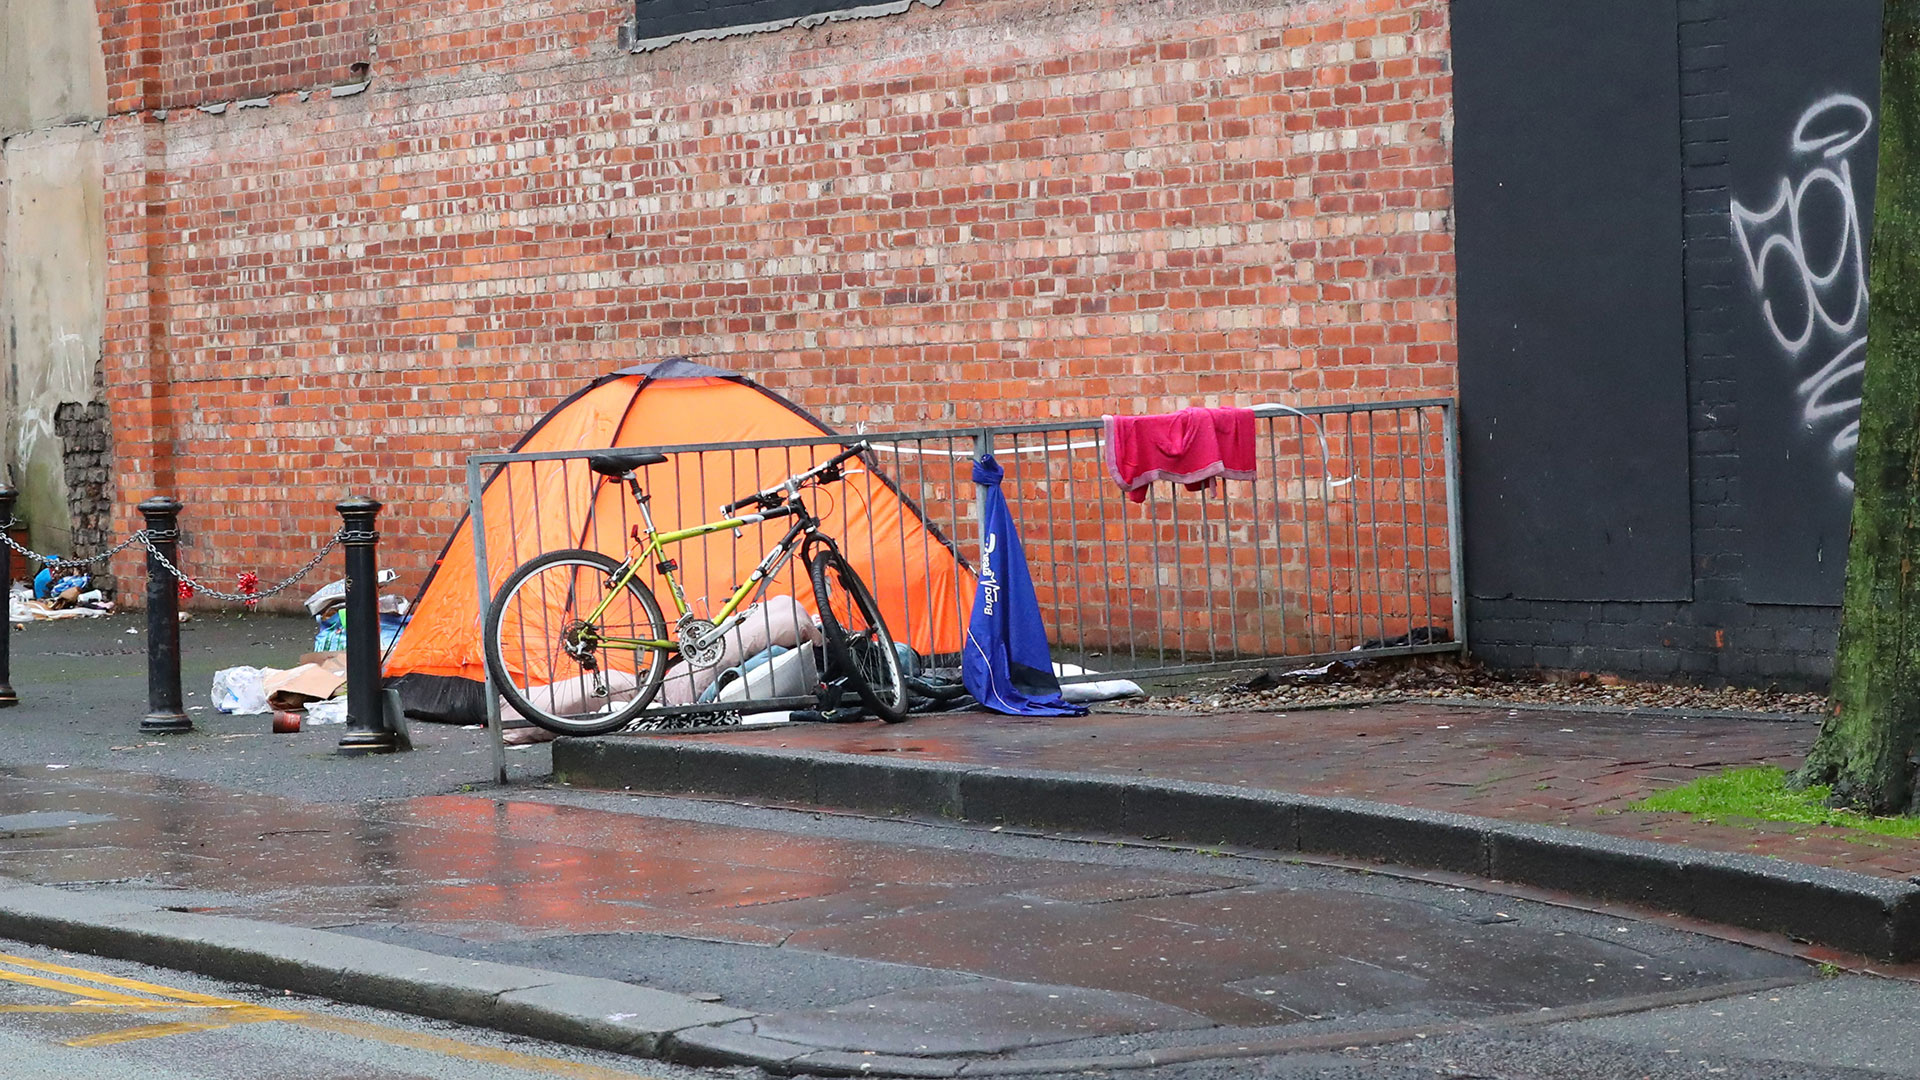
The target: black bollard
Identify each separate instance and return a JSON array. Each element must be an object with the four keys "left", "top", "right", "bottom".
[
  {"left": 0, "top": 484, "right": 17, "bottom": 708},
  {"left": 138, "top": 496, "right": 191, "bottom": 733},
  {"left": 336, "top": 496, "right": 397, "bottom": 754}
]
